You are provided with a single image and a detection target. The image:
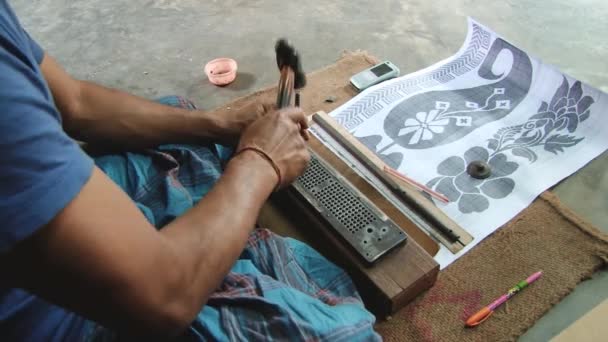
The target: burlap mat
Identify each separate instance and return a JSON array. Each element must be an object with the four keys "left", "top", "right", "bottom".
[
  {"left": 376, "top": 192, "right": 608, "bottom": 341},
  {"left": 215, "top": 52, "right": 608, "bottom": 341}
]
